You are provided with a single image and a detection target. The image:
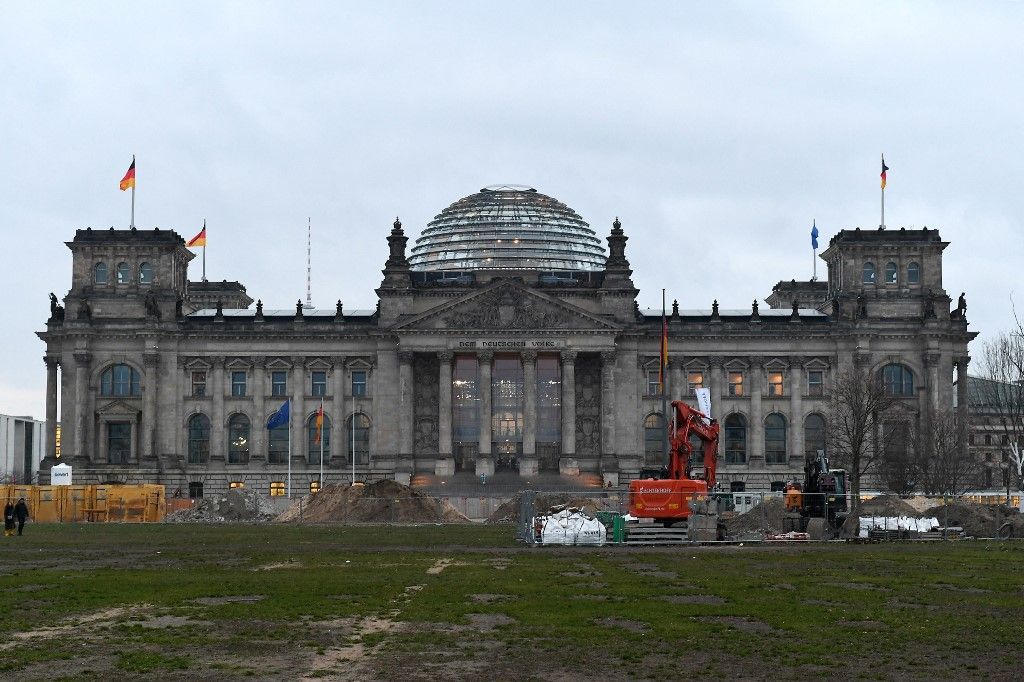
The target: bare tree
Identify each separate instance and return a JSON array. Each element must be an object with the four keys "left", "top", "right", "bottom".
[
  {"left": 827, "top": 365, "right": 901, "bottom": 511},
  {"left": 977, "top": 329, "right": 1024, "bottom": 492},
  {"left": 879, "top": 420, "right": 918, "bottom": 496},
  {"left": 912, "top": 408, "right": 982, "bottom": 495}
]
